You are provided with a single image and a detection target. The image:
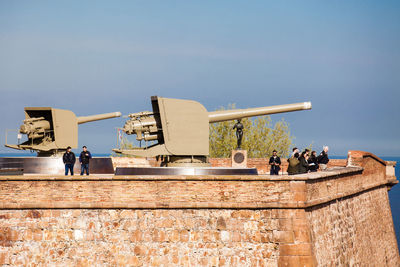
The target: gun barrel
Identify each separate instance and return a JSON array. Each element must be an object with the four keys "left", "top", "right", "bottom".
[
  {"left": 77, "top": 112, "right": 122, "bottom": 124},
  {"left": 208, "top": 102, "right": 312, "bottom": 123}
]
